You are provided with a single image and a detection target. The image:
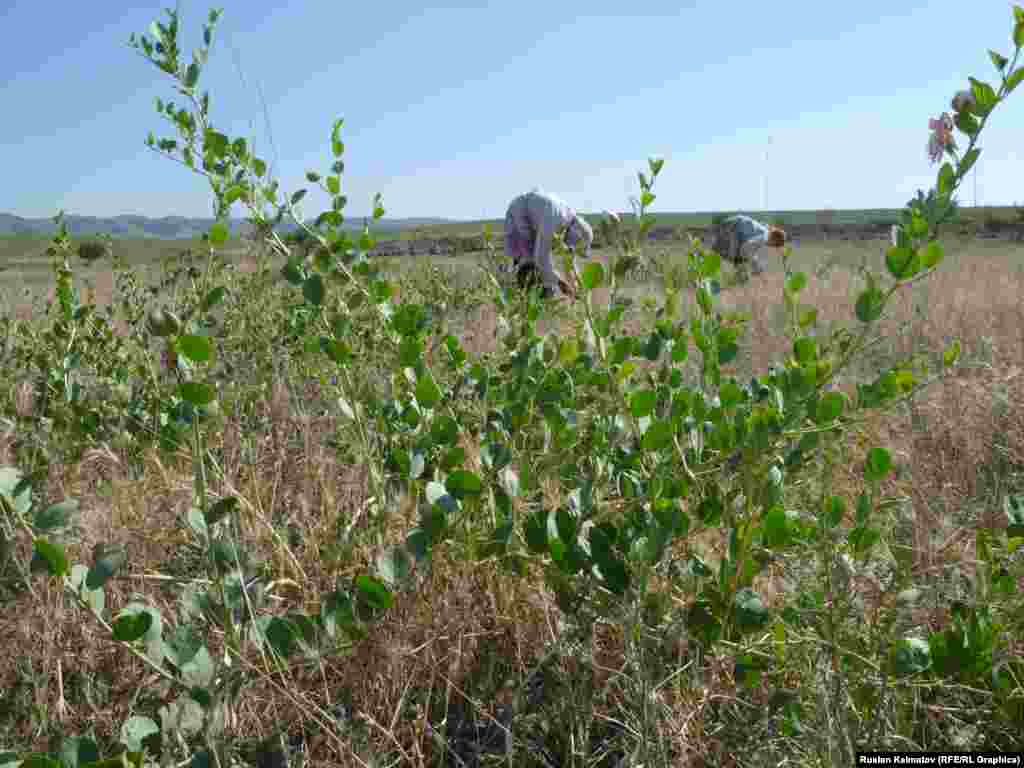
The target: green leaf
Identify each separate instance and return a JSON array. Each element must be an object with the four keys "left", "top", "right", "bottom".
[
  {"left": 1004, "top": 493, "right": 1024, "bottom": 538},
  {"left": 177, "top": 334, "right": 213, "bottom": 363},
  {"left": 850, "top": 525, "right": 881, "bottom": 556},
  {"left": 354, "top": 573, "right": 393, "bottom": 615},
  {"left": 1015, "top": 20, "right": 1024, "bottom": 48},
  {"left": 785, "top": 272, "right": 807, "bottom": 294},
  {"left": 179, "top": 381, "right": 215, "bottom": 406},
  {"left": 377, "top": 545, "right": 413, "bottom": 587},
  {"left": 855, "top": 288, "right": 884, "bottom": 323},
  {"left": 969, "top": 77, "right": 999, "bottom": 112},
  {"left": 86, "top": 542, "right": 127, "bottom": 589},
  {"left": 303, "top": 274, "right": 325, "bottom": 305},
  {"left": 641, "top": 419, "right": 673, "bottom": 452},
  {"left": 251, "top": 156, "right": 267, "bottom": 177},
  {"left": 331, "top": 118, "right": 345, "bottom": 157},
  {"left": 398, "top": 336, "right": 423, "bottom": 367},
  {"left": 200, "top": 286, "right": 227, "bottom": 311},
  {"left": 415, "top": 374, "right": 442, "bottom": 409},
  {"left": 954, "top": 110, "right": 980, "bottom": 136},
  {"left": 936, "top": 163, "right": 955, "bottom": 197},
  {"left": 701, "top": 250, "right": 721, "bottom": 277},
  {"left": 208, "top": 220, "right": 229, "bottom": 246},
  {"left": 112, "top": 610, "right": 154, "bottom": 642},
  {"left": 885, "top": 246, "right": 920, "bottom": 280},
  {"left": 943, "top": 339, "right": 961, "bottom": 367},
  {"left": 589, "top": 526, "right": 629, "bottom": 595},
  {"left": 989, "top": 49, "right": 1009, "bottom": 71},
  {"left": 648, "top": 156, "right": 664, "bottom": 176},
  {"left": 734, "top": 588, "right": 770, "bottom": 633},
  {"left": 815, "top": 391, "right": 845, "bottom": 423},
  {"left": 323, "top": 338, "right": 352, "bottom": 366},
  {"left": 281, "top": 260, "right": 305, "bottom": 285},
  {"left": 762, "top": 506, "right": 790, "bottom": 549},
  {"left": 922, "top": 240, "right": 943, "bottom": 269},
  {"left": 891, "top": 637, "right": 931, "bottom": 676},
  {"left": 205, "top": 130, "right": 229, "bottom": 158},
  {"left": 793, "top": 337, "right": 816, "bottom": 364},
  {"left": 184, "top": 61, "right": 199, "bottom": 88},
  {"left": 0, "top": 466, "right": 32, "bottom": 516},
  {"left": 865, "top": 447, "right": 892, "bottom": 482},
  {"left": 33, "top": 499, "right": 77, "bottom": 532},
  {"left": 33, "top": 538, "right": 68, "bottom": 578},
  {"left": 1006, "top": 68, "right": 1024, "bottom": 95},
  {"left": 326, "top": 176, "right": 341, "bottom": 195},
  {"left": 581, "top": 262, "right": 605, "bottom": 290},
  {"left": 629, "top": 389, "right": 657, "bottom": 418},
  {"left": 446, "top": 470, "right": 483, "bottom": 498},
  {"left": 59, "top": 736, "right": 100, "bottom": 768},
  {"left": 959, "top": 148, "right": 981, "bottom": 180}
]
